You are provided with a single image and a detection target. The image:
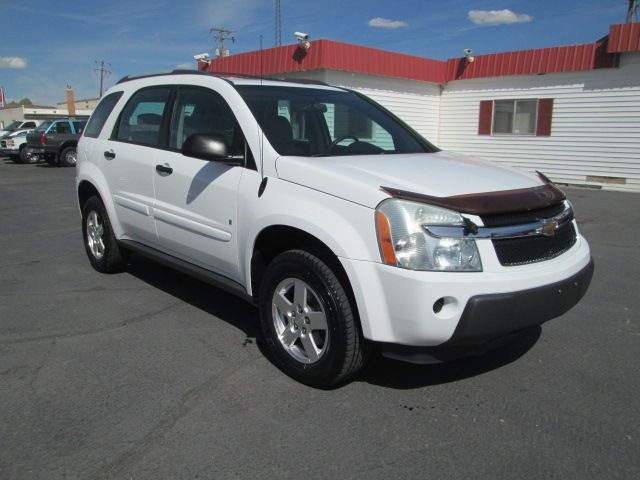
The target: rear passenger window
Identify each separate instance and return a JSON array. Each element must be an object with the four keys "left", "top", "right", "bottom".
[
  {"left": 115, "top": 87, "right": 170, "bottom": 146},
  {"left": 56, "top": 122, "right": 71, "bottom": 134},
  {"left": 22, "top": 122, "right": 36, "bottom": 128},
  {"left": 84, "top": 92, "right": 123, "bottom": 138},
  {"left": 73, "top": 121, "right": 86, "bottom": 134}
]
